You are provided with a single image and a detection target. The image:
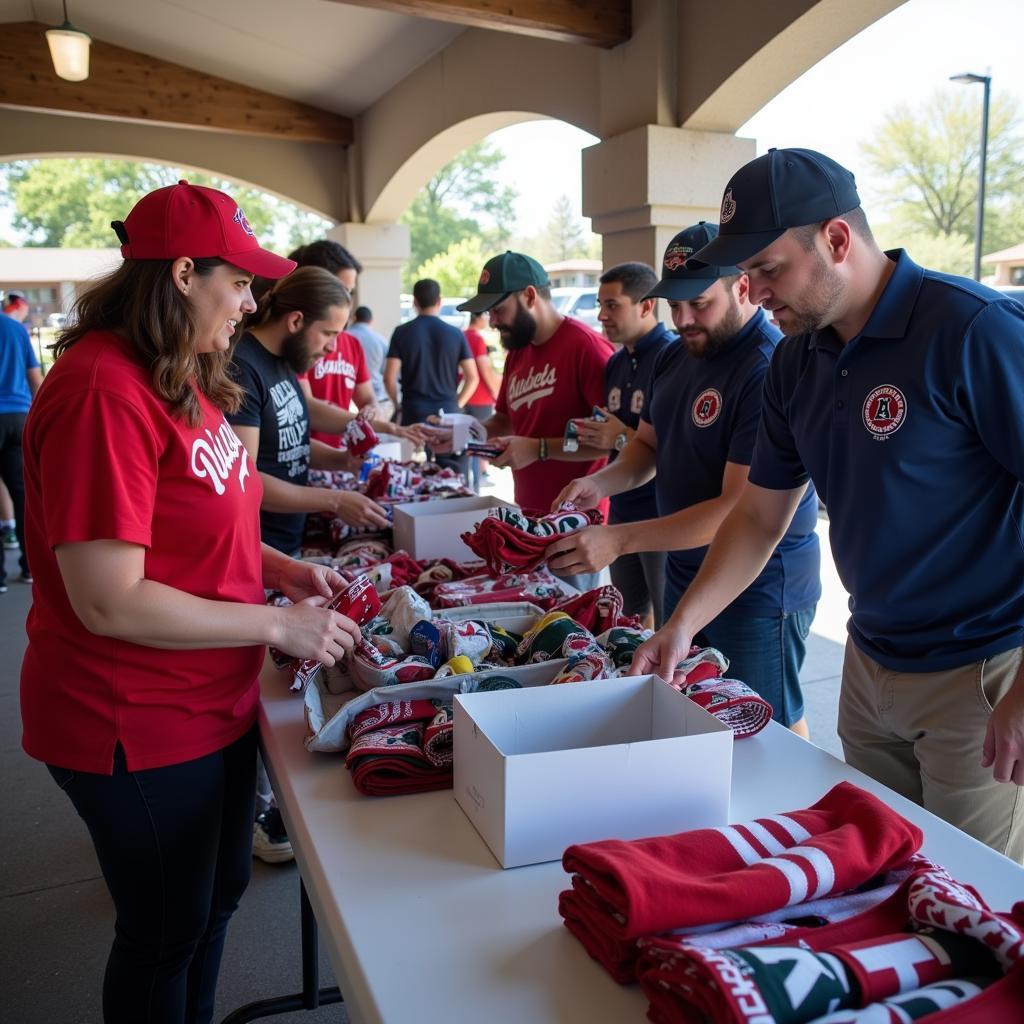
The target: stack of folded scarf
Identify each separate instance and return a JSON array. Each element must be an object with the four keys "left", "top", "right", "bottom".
[
  {"left": 345, "top": 698, "right": 454, "bottom": 795},
  {"left": 636, "top": 858, "right": 1024, "bottom": 1024},
  {"left": 557, "top": 782, "right": 925, "bottom": 984},
  {"left": 553, "top": 586, "right": 638, "bottom": 634},
  {"left": 364, "top": 460, "right": 472, "bottom": 502},
  {"left": 342, "top": 416, "right": 379, "bottom": 456},
  {"left": 461, "top": 504, "right": 604, "bottom": 575}
]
